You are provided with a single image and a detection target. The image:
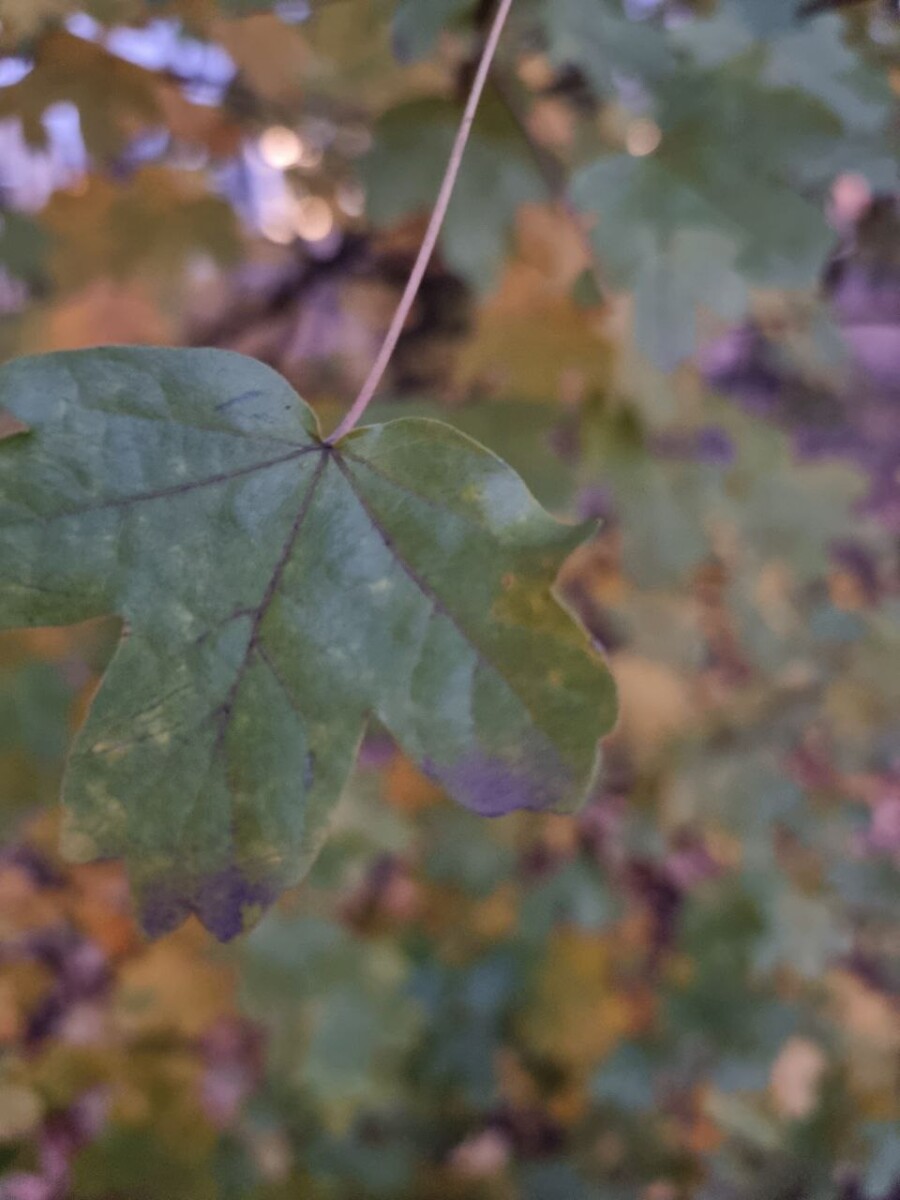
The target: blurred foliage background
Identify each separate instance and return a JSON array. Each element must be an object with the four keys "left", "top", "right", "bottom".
[{"left": 0, "top": 0, "right": 899, "bottom": 1197}]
